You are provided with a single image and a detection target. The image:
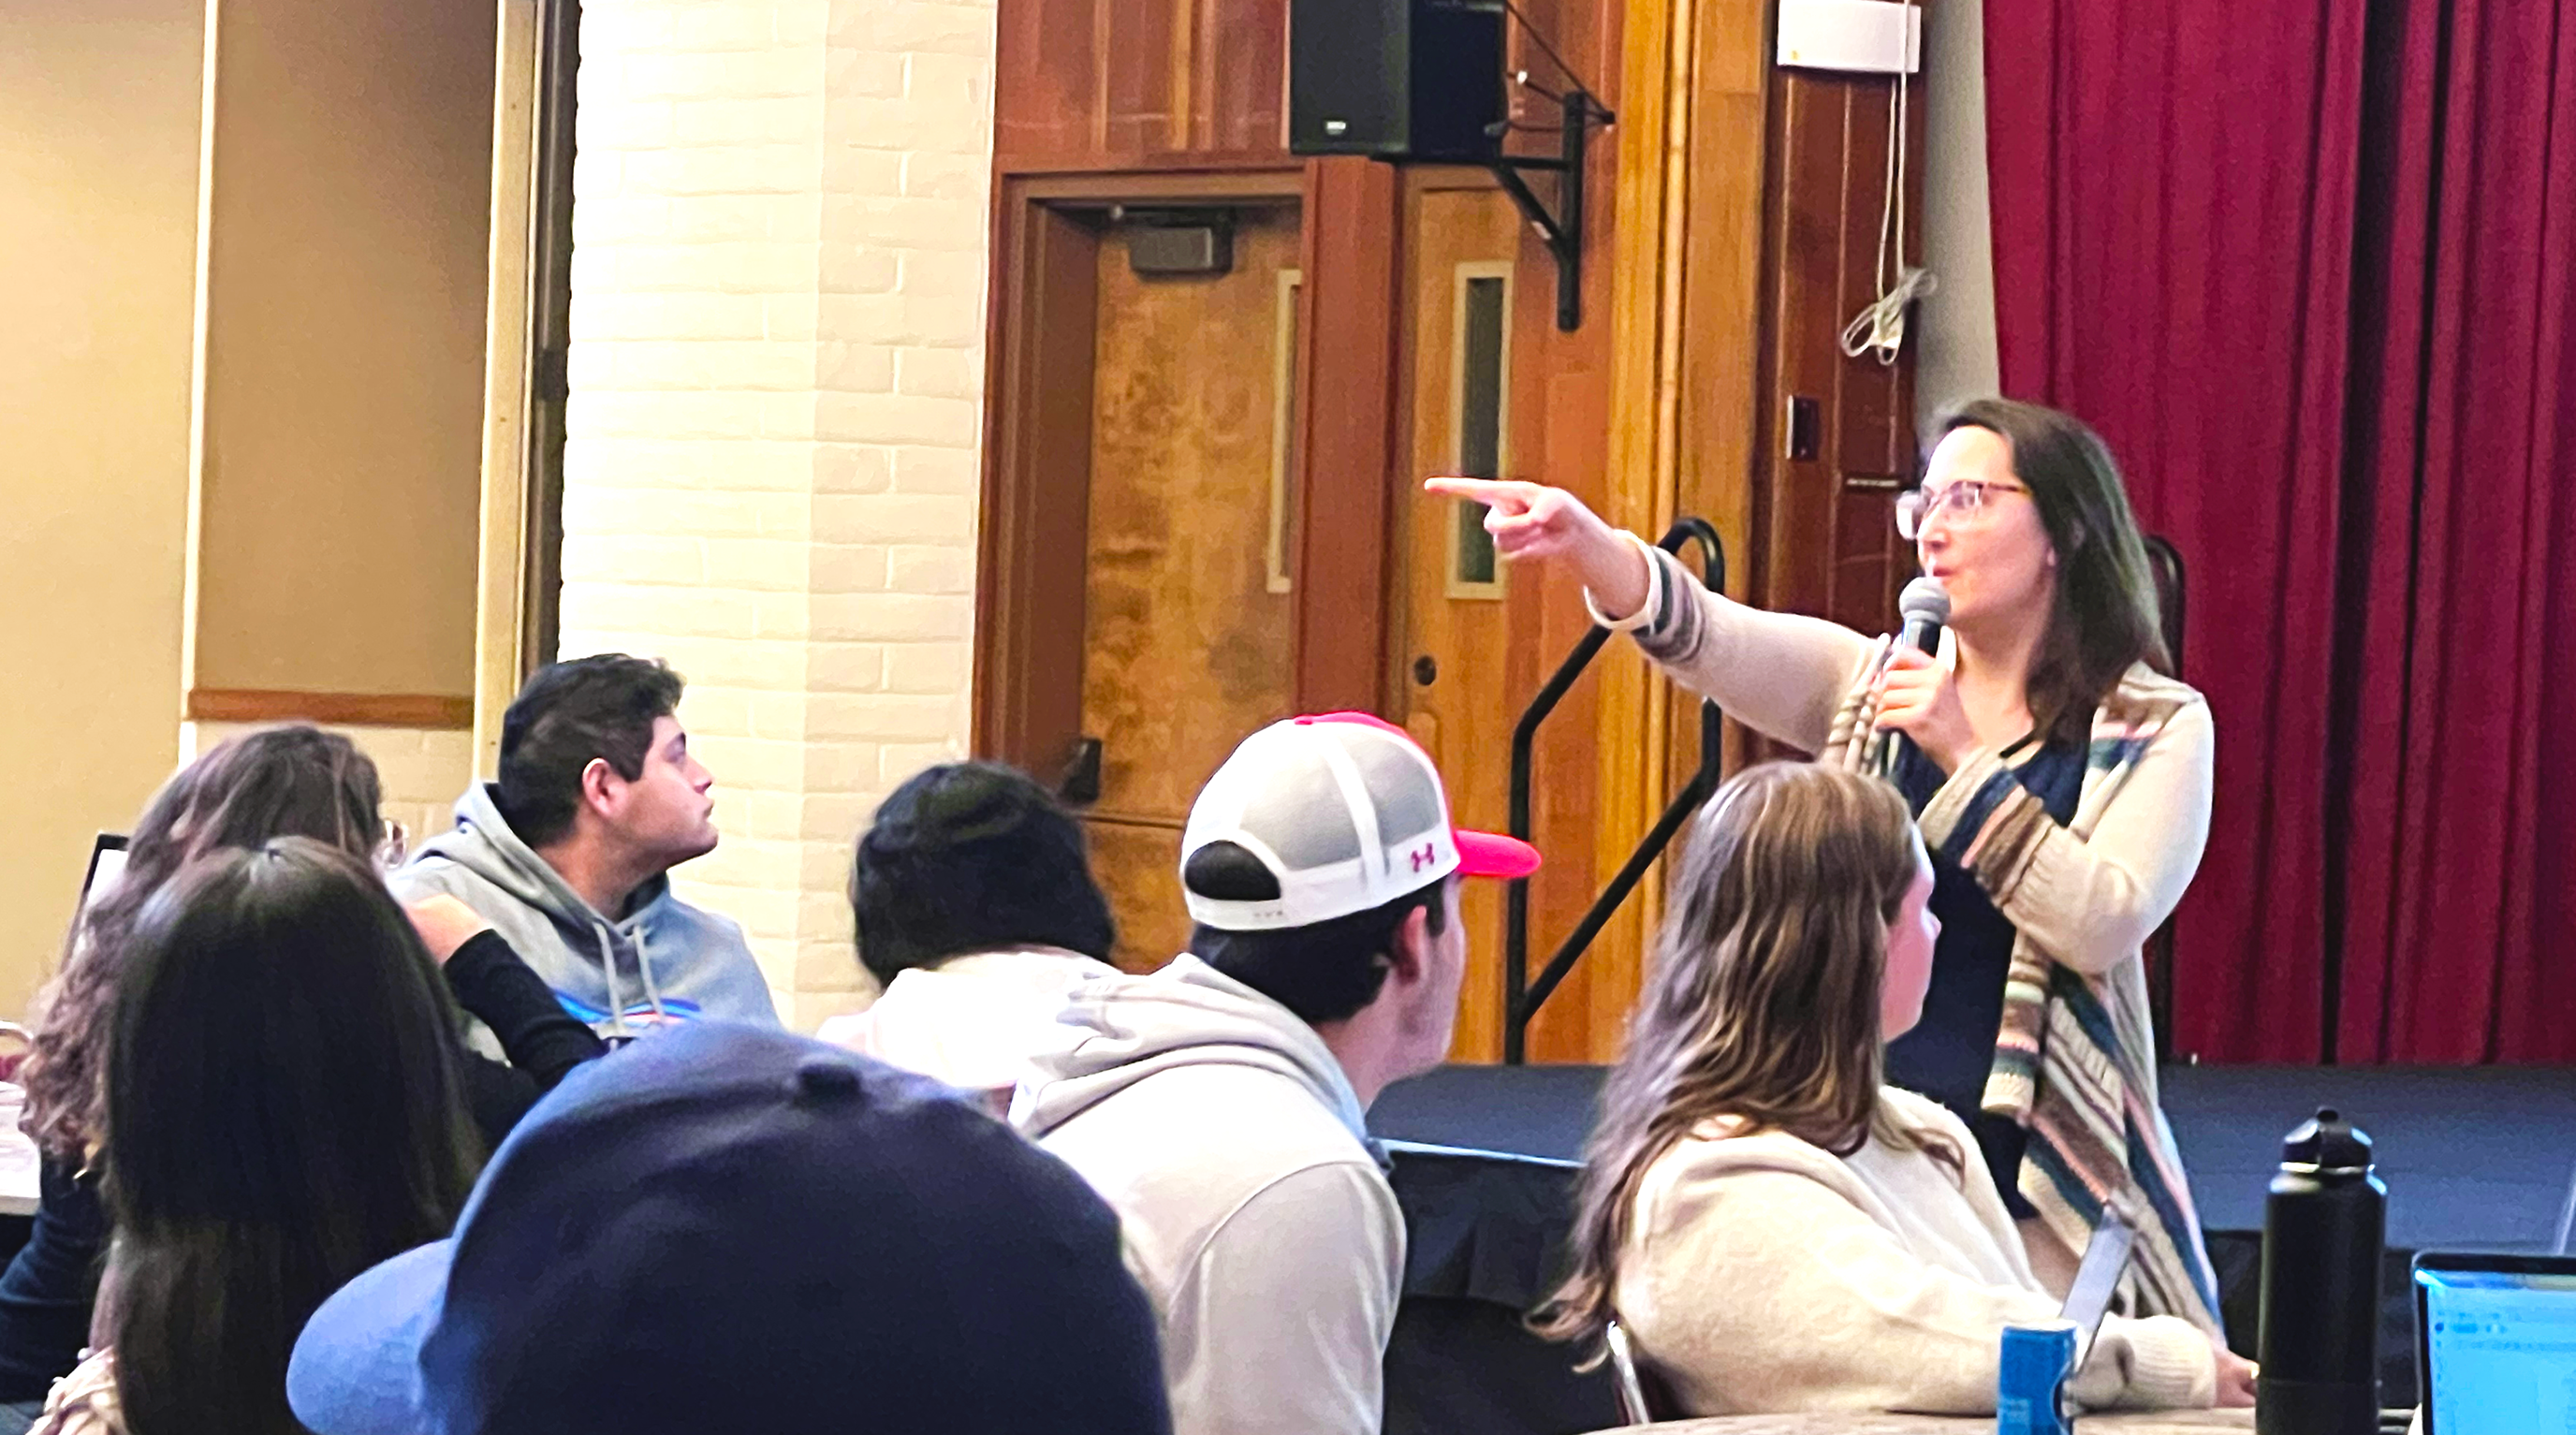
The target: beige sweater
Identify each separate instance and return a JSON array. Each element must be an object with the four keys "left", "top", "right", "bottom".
[{"left": 1615, "top": 1089, "right": 2217, "bottom": 1416}]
